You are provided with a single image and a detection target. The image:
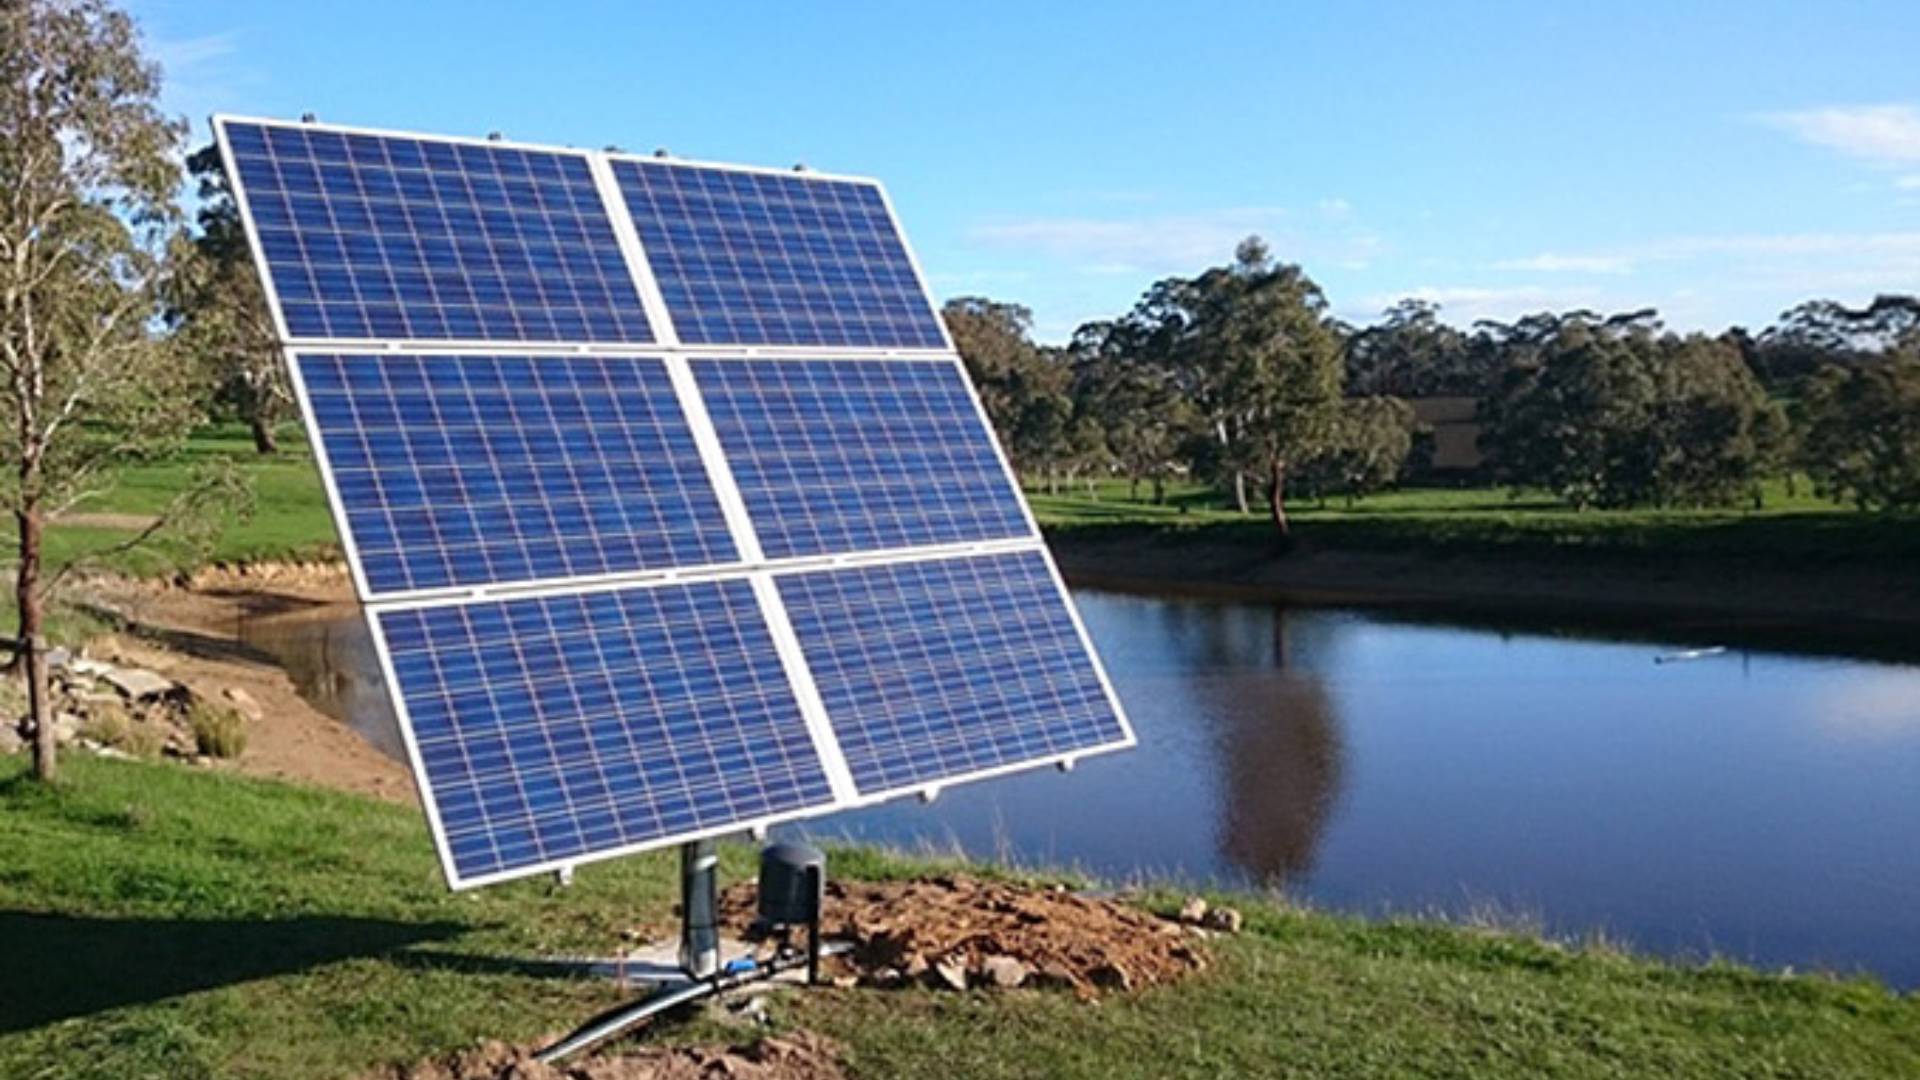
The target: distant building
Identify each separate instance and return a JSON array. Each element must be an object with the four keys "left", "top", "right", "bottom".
[{"left": 1408, "top": 396, "right": 1483, "bottom": 473}]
